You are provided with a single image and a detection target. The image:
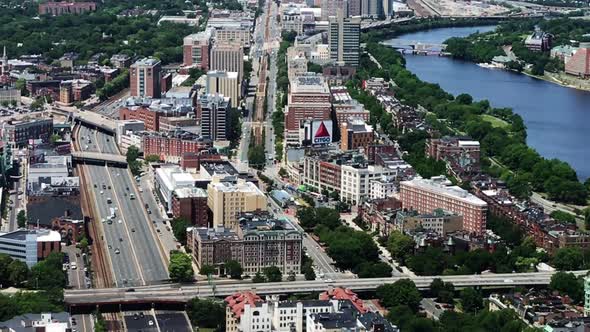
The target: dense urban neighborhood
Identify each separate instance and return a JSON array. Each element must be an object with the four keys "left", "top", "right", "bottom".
[{"left": 1, "top": 0, "right": 590, "bottom": 331}]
